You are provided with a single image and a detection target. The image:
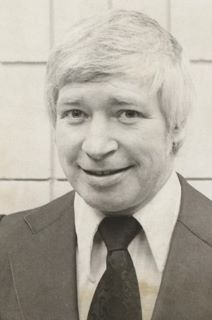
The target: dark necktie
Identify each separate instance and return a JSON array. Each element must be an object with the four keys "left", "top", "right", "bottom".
[{"left": 87, "top": 216, "right": 142, "bottom": 320}]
